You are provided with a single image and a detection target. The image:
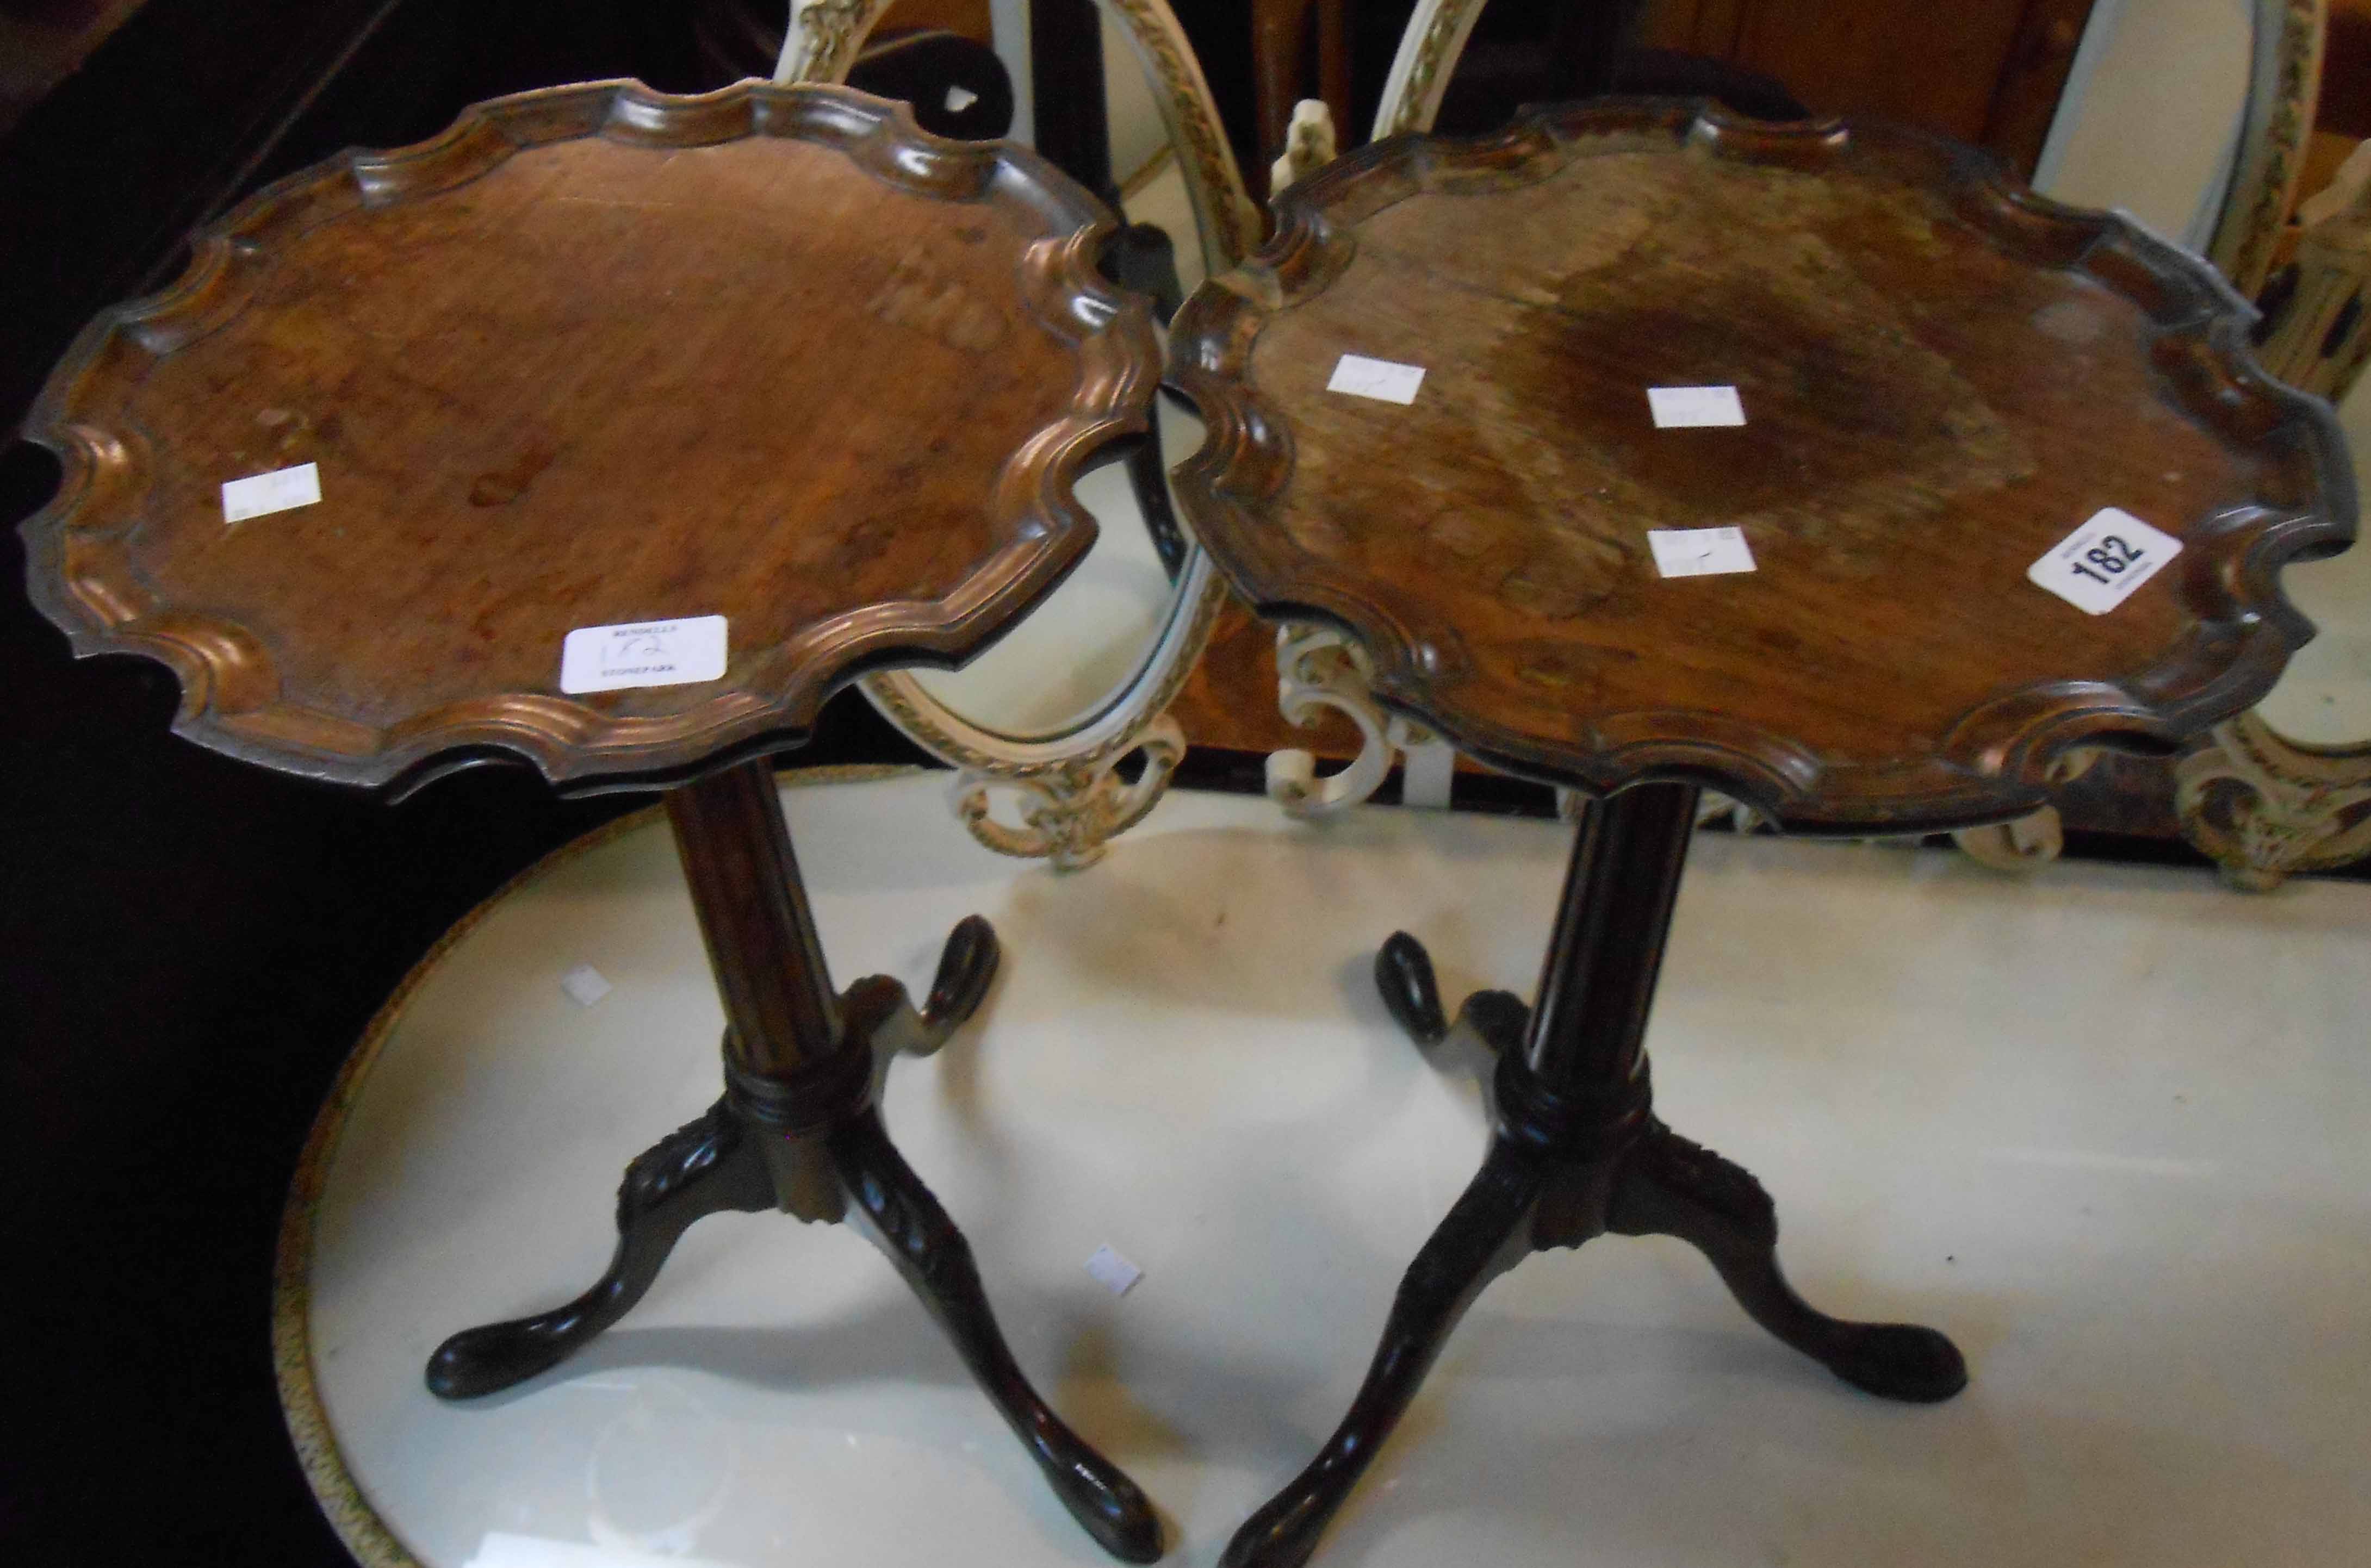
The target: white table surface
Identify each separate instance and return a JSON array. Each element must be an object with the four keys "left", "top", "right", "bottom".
[{"left": 284, "top": 770, "right": 2371, "bottom": 1568}]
